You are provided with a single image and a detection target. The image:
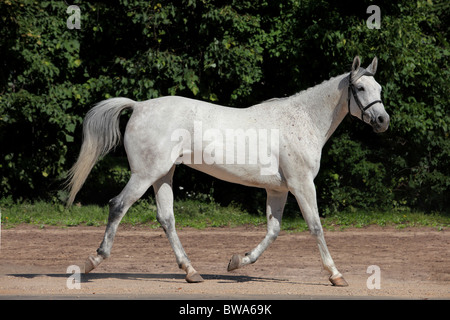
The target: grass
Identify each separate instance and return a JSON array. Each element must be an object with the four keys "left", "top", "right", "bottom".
[
  {"left": 318, "top": 210, "right": 449, "bottom": 231},
  {"left": 0, "top": 198, "right": 449, "bottom": 231},
  {"left": 0, "top": 198, "right": 265, "bottom": 229}
]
